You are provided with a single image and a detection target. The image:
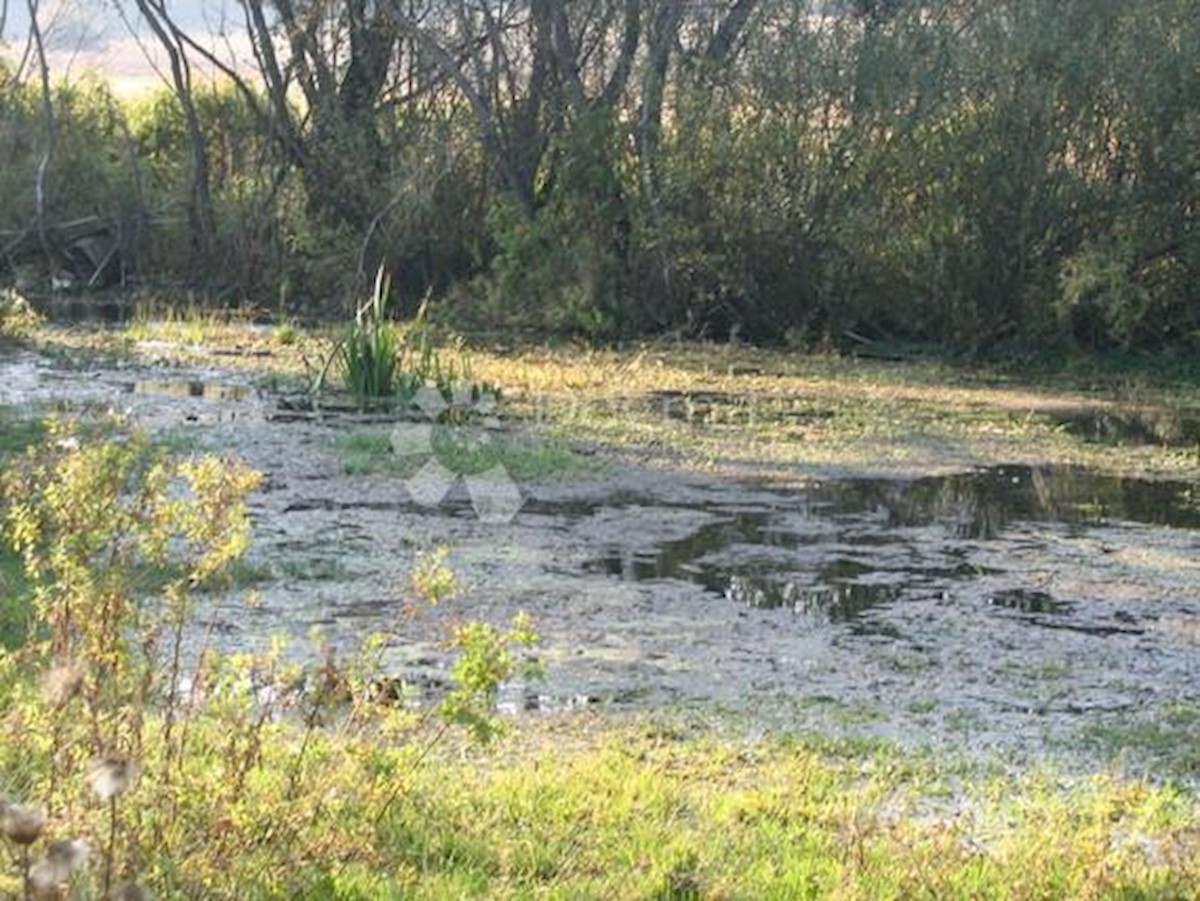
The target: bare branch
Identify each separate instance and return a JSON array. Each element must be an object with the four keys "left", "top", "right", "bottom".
[
  {"left": 26, "top": 0, "right": 56, "bottom": 267},
  {"left": 601, "top": 0, "right": 641, "bottom": 109},
  {"left": 704, "top": 0, "right": 760, "bottom": 65}
]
